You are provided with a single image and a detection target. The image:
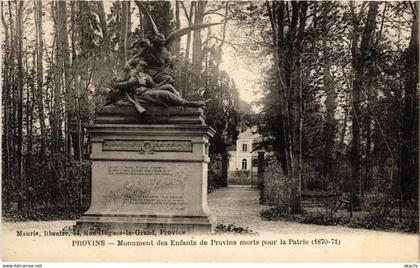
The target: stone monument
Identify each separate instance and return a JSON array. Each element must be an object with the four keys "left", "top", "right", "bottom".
[
  {"left": 76, "top": 105, "right": 215, "bottom": 233},
  {"left": 76, "top": 3, "right": 219, "bottom": 233}
]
